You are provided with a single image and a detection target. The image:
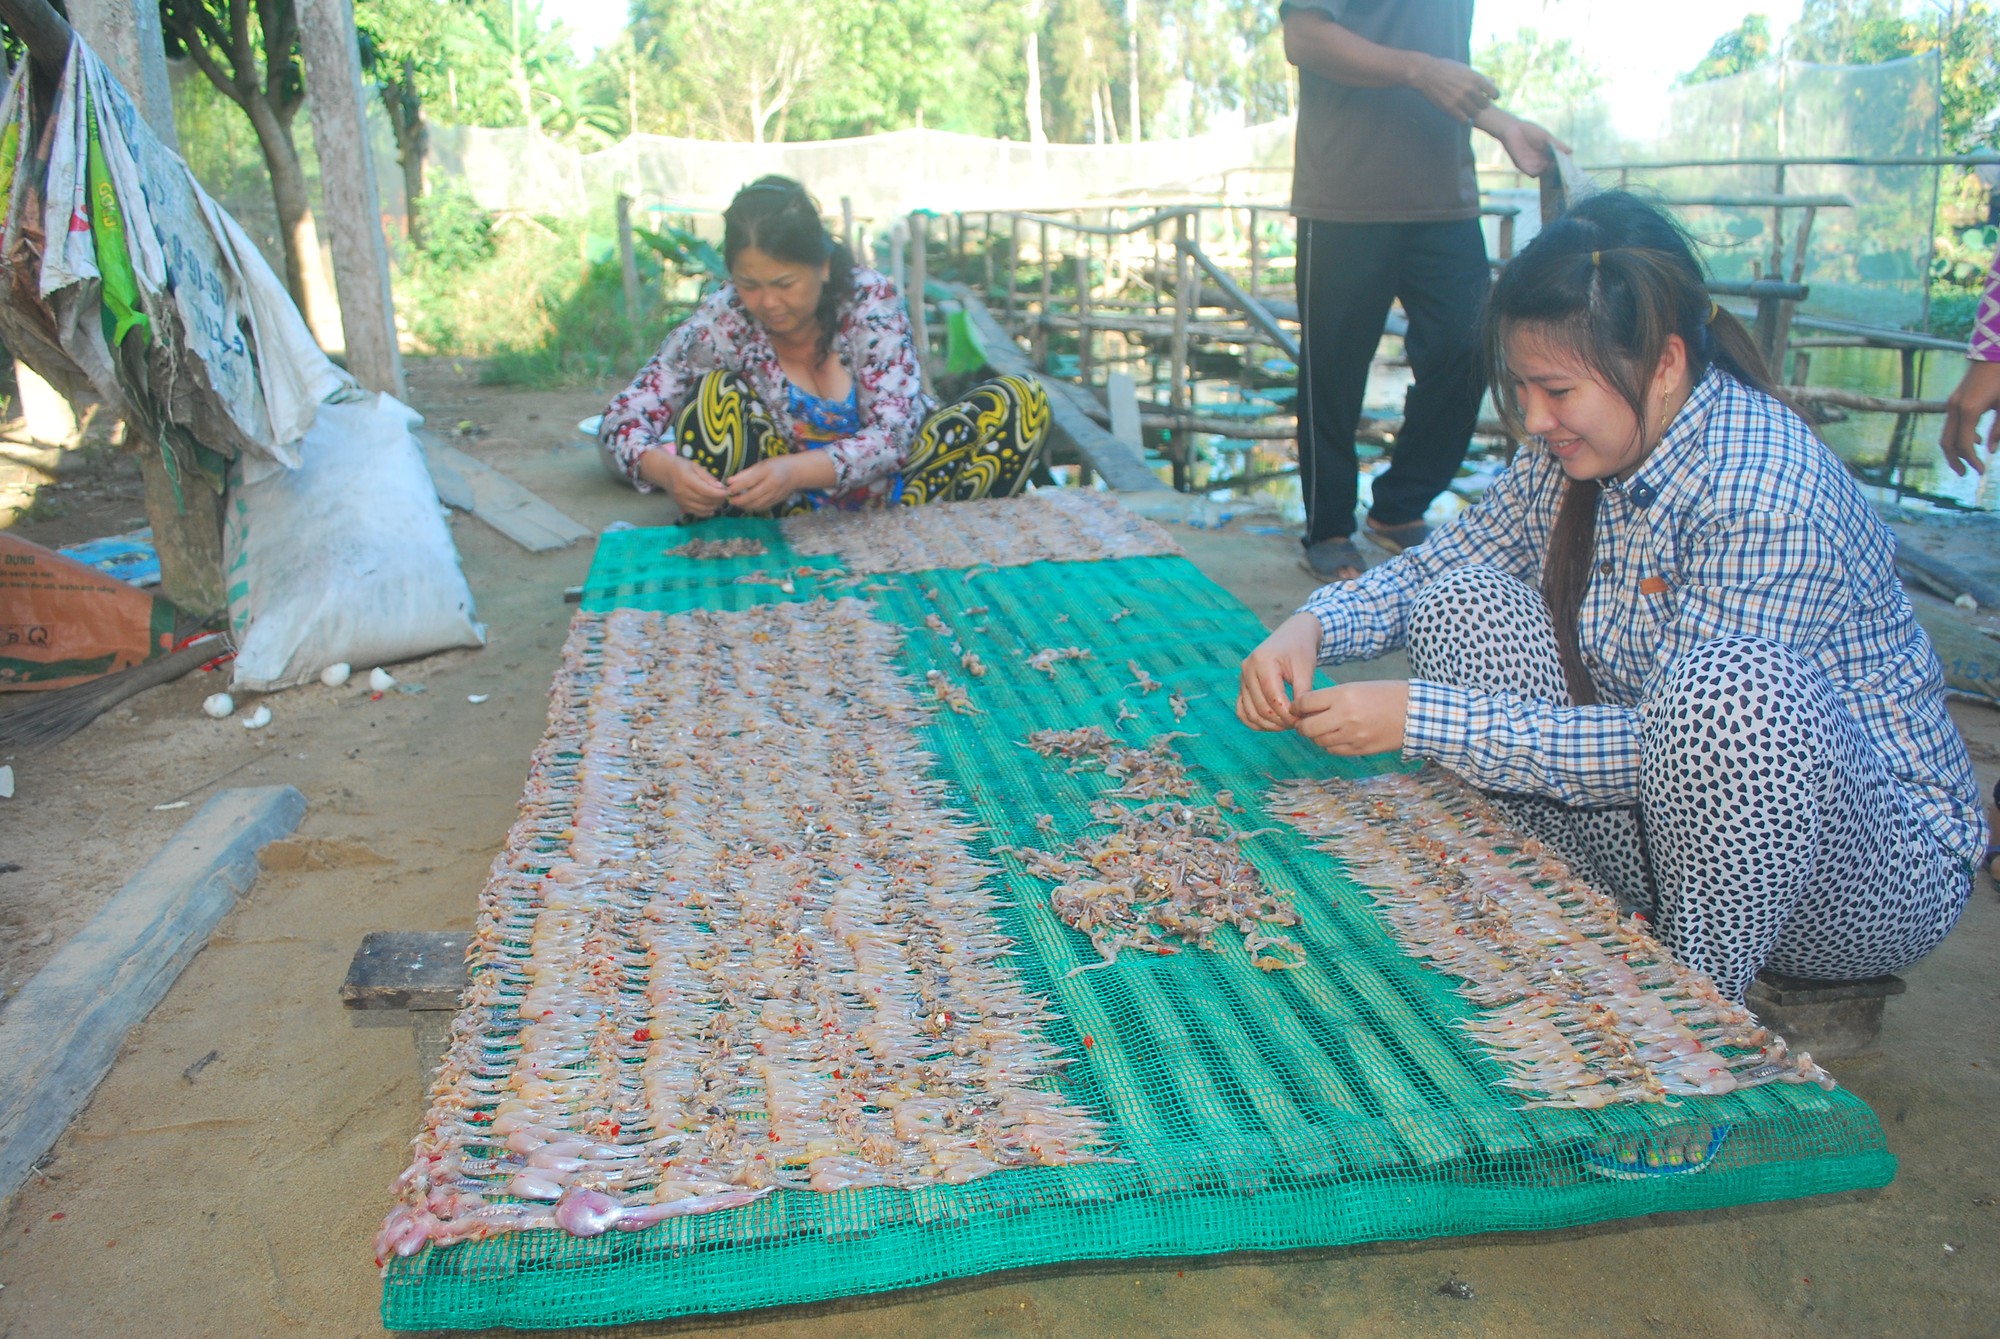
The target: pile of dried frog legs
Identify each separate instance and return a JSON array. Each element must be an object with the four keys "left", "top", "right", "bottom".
[{"left": 1006, "top": 727, "right": 1305, "bottom": 974}]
